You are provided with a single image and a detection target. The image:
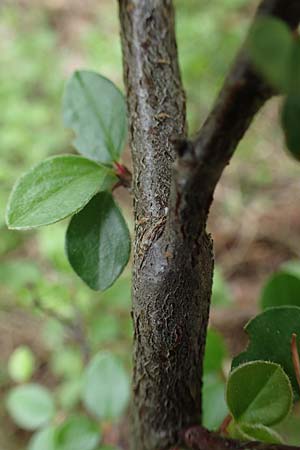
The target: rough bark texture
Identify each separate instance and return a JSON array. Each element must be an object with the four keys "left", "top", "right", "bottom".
[
  {"left": 119, "top": 2, "right": 213, "bottom": 449},
  {"left": 118, "top": 0, "right": 300, "bottom": 449},
  {"left": 183, "top": 427, "right": 300, "bottom": 450}
]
